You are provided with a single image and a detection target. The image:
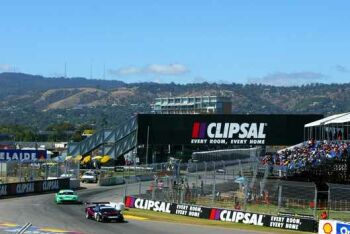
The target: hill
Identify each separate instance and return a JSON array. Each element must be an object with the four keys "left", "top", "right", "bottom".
[{"left": 0, "top": 72, "right": 349, "bottom": 130}]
